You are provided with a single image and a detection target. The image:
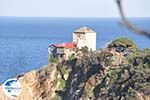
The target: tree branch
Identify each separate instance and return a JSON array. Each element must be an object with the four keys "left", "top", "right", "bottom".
[{"left": 116, "top": 0, "right": 150, "bottom": 38}]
